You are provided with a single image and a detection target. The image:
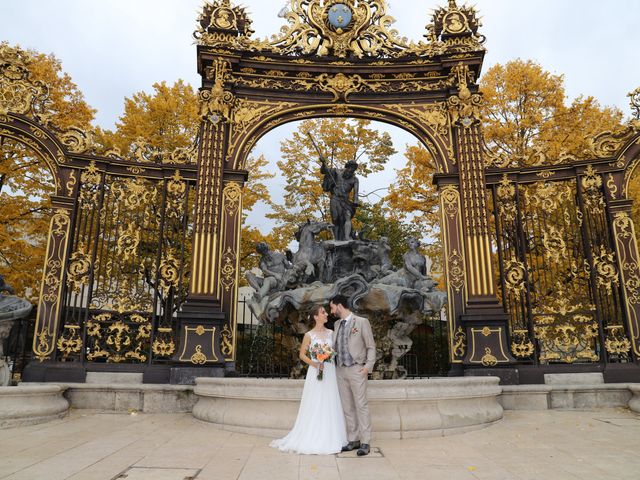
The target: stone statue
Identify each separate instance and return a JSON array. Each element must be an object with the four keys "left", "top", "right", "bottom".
[
  {"left": 375, "top": 237, "right": 435, "bottom": 290},
  {"left": 240, "top": 149, "right": 446, "bottom": 378},
  {"left": 0, "top": 274, "right": 14, "bottom": 295},
  {"left": 320, "top": 159, "right": 359, "bottom": 241},
  {"left": 0, "top": 275, "right": 31, "bottom": 386},
  {"left": 386, "top": 311, "right": 423, "bottom": 378},
  {"left": 245, "top": 242, "right": 292, "bottom": 298},
  {"left": 308, "top": 133, "right": 359, "bottom": 241},
  {"left": 376, "top": 236, "right": 394, "bottom": 277},
  {"left": 290, "top": 220, "right": 332, "bottom": 282}
]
